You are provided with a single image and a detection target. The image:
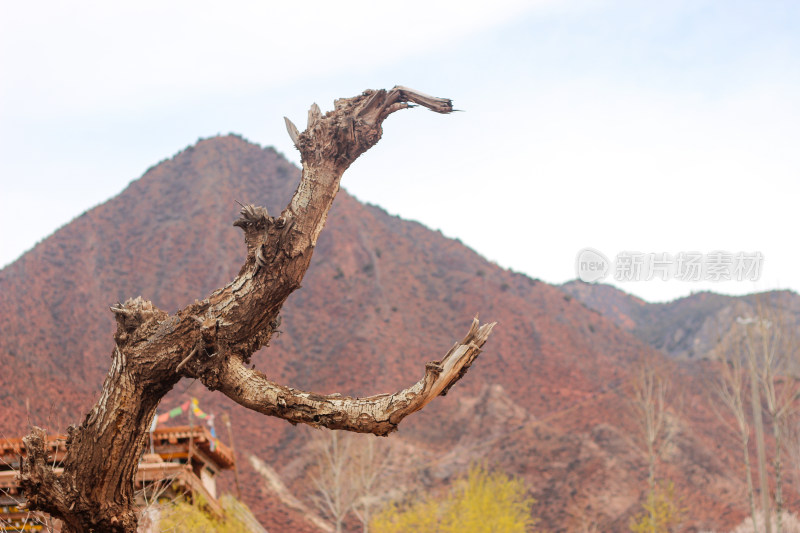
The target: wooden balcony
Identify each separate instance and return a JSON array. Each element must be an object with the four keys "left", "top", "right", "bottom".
[{"left": 1, "top": 425, "right": 235, "bottom": 530}]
